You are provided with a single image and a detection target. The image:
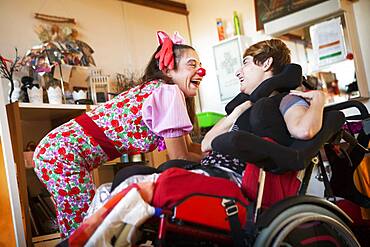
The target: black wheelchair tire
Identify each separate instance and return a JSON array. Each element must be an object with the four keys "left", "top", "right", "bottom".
[{"left": 254, "top": 204, "right": 360, "bottom": 247}]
